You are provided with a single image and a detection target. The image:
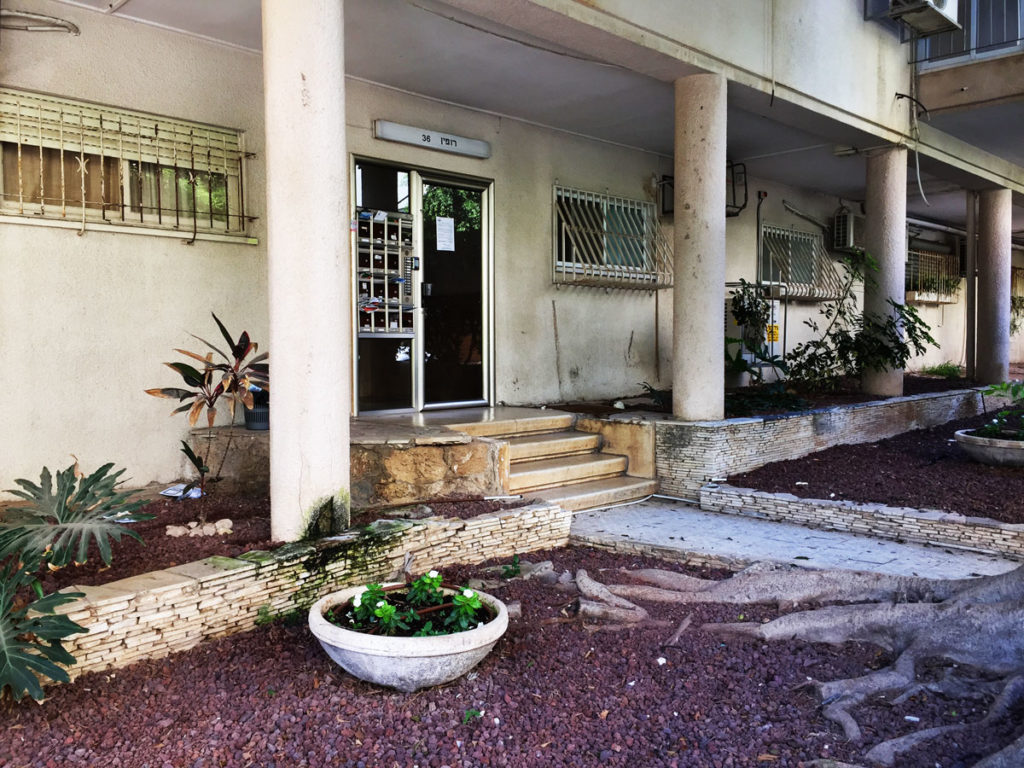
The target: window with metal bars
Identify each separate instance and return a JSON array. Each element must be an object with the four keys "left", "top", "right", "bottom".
[
  {"left": 553, "top": 185, "right": 673, "bottom": 289},
  {"left": 905, "top": 249, "right": 962, "bottom": 303},
  {"left": 760, "top": 224, "right": 845, "bottom": 300},
  {"left": 0, "top": 87, "right": 247, "bottom": 234}
]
